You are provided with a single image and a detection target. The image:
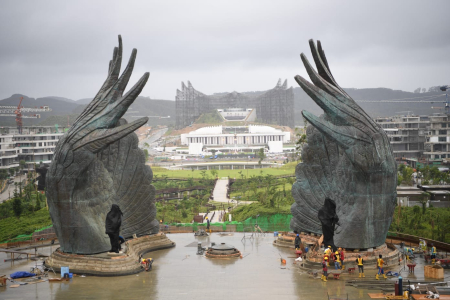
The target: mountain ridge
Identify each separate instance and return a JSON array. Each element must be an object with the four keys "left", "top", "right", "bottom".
[{"left": 0, "top": 87, "right": 446, "bottom": 127}]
